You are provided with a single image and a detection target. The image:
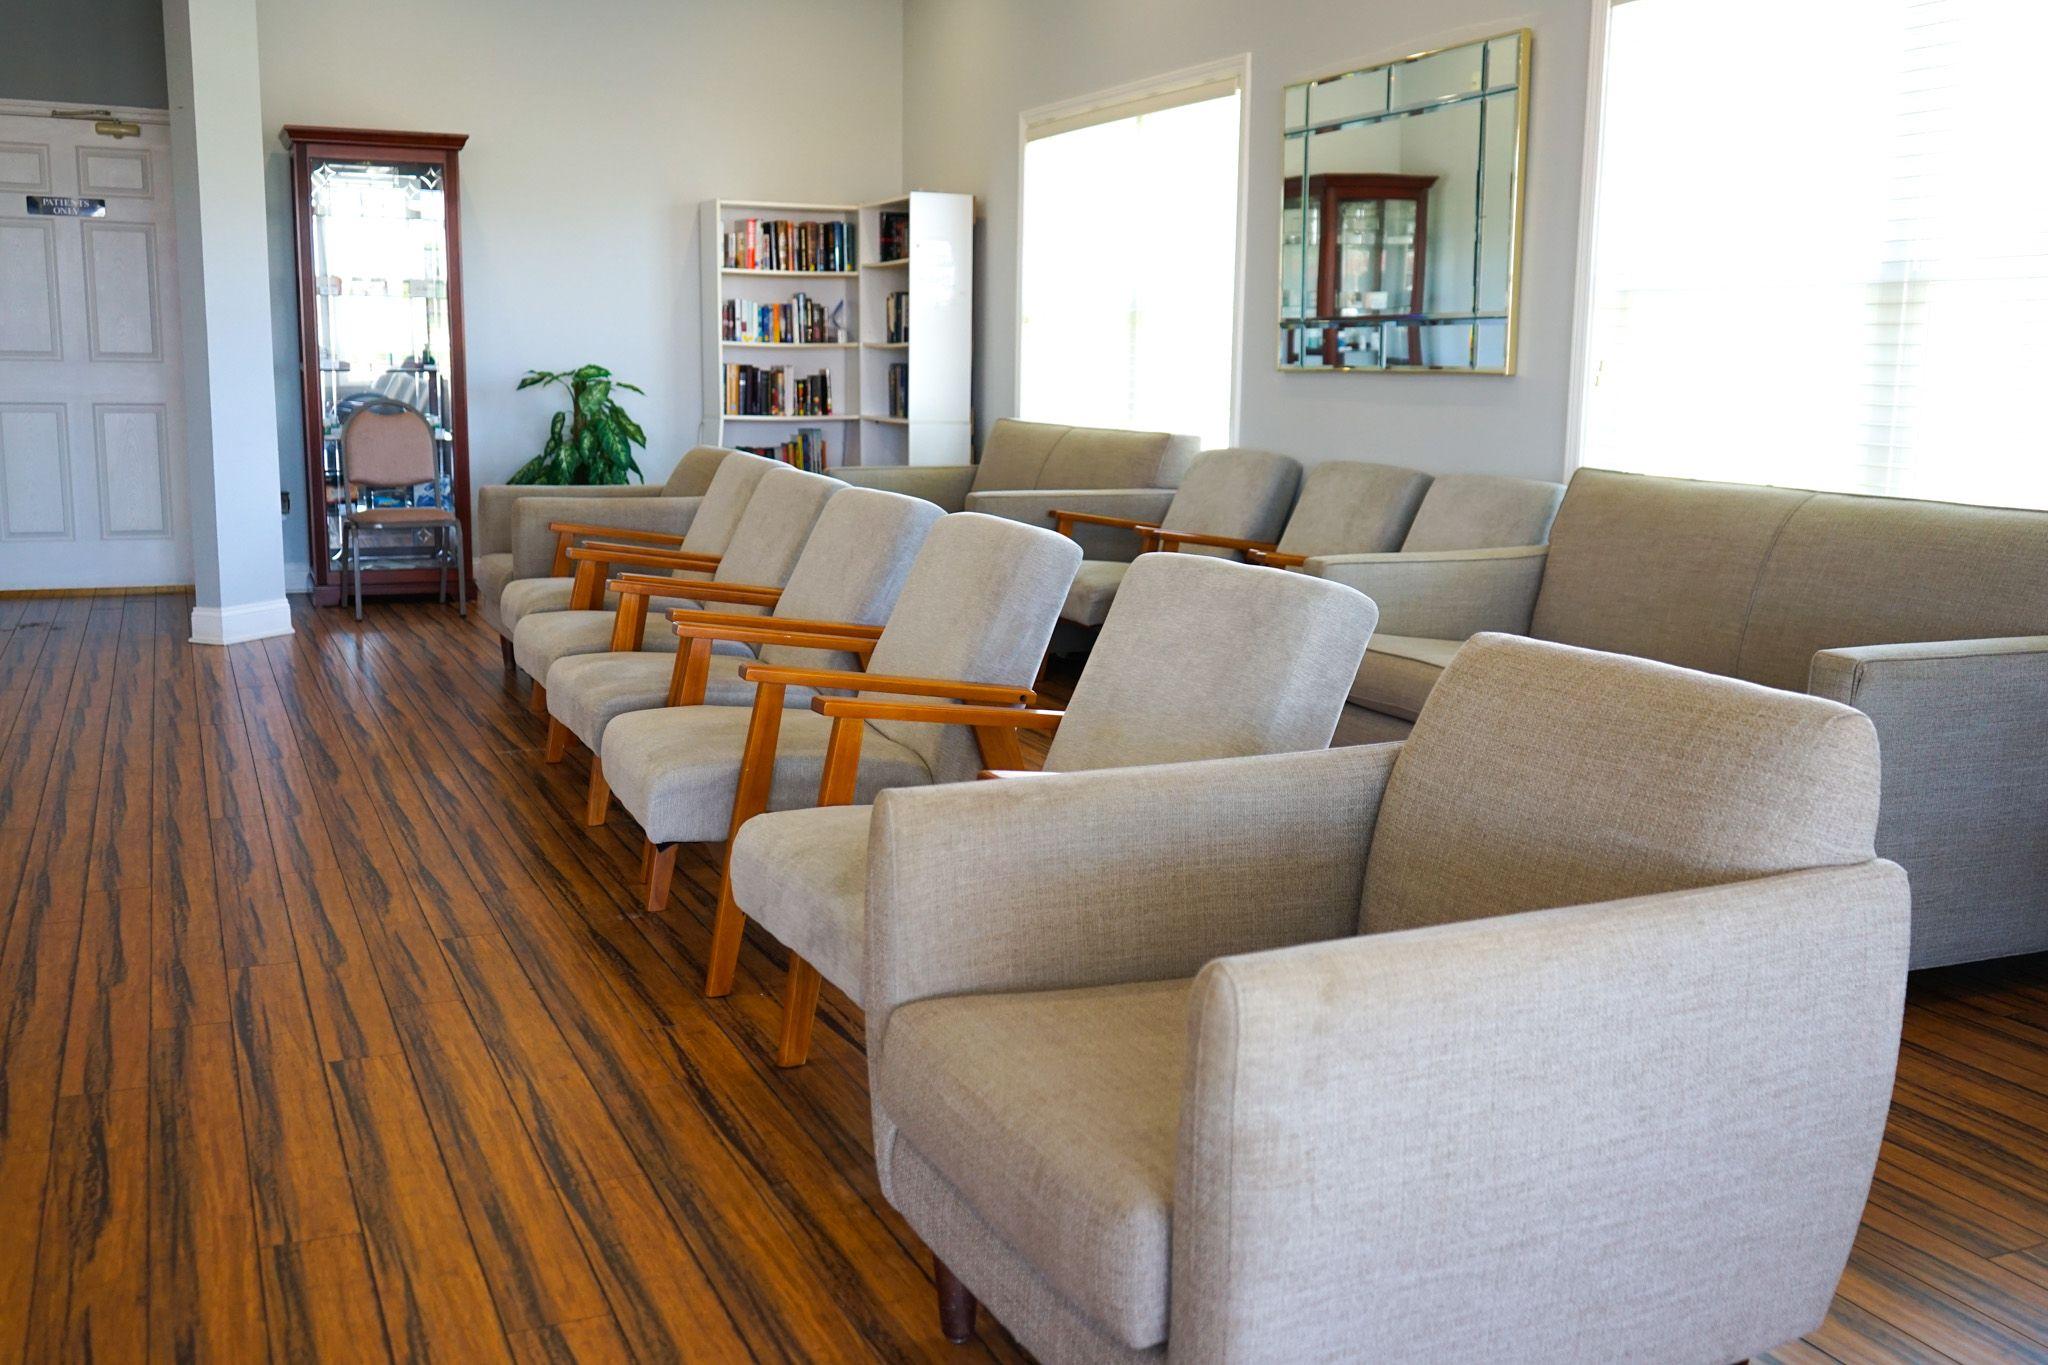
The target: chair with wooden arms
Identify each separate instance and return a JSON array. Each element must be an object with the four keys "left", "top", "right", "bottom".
[
  {"left": 1046, "top": 448, "right": 1301, "bottom": 629},
  {"left": 513, "top": 464, "right": 843, "bottom": 712},
  {"left": 543, "top": 487, "right": 945, "bottom": 822},
  {"left": 725, "top": 552, "right": 1379, "bottom": 1067},
  {"left": 595, "top": 511, "right": 1081, "bottom": 920},
  {"left": 337, "top": 400, "right": 465, "bottom": 621}
]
